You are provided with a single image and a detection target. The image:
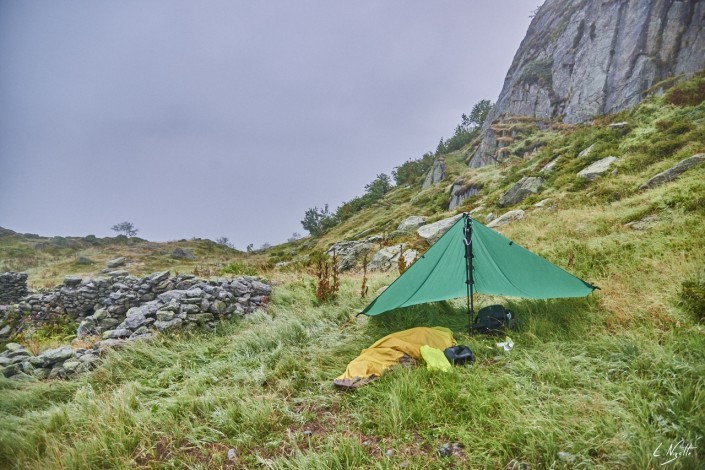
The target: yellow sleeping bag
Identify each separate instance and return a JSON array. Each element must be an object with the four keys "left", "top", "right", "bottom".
[{"left": 334, "top": 326, "right": 455, "bottom": 388}]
